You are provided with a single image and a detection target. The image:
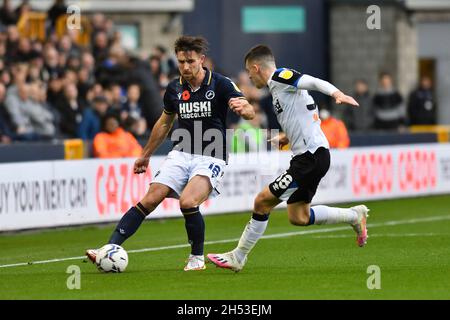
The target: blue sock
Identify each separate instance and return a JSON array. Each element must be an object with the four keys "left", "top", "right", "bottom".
[
  {"left": 308, "top": 208, "right": 316, "bottom": 225},
  {"left": 108, "top": 203, "right": 148, "bottom": 245},
  {"left": 181, "top": 207, "right": 204, "bottom": 256}
]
